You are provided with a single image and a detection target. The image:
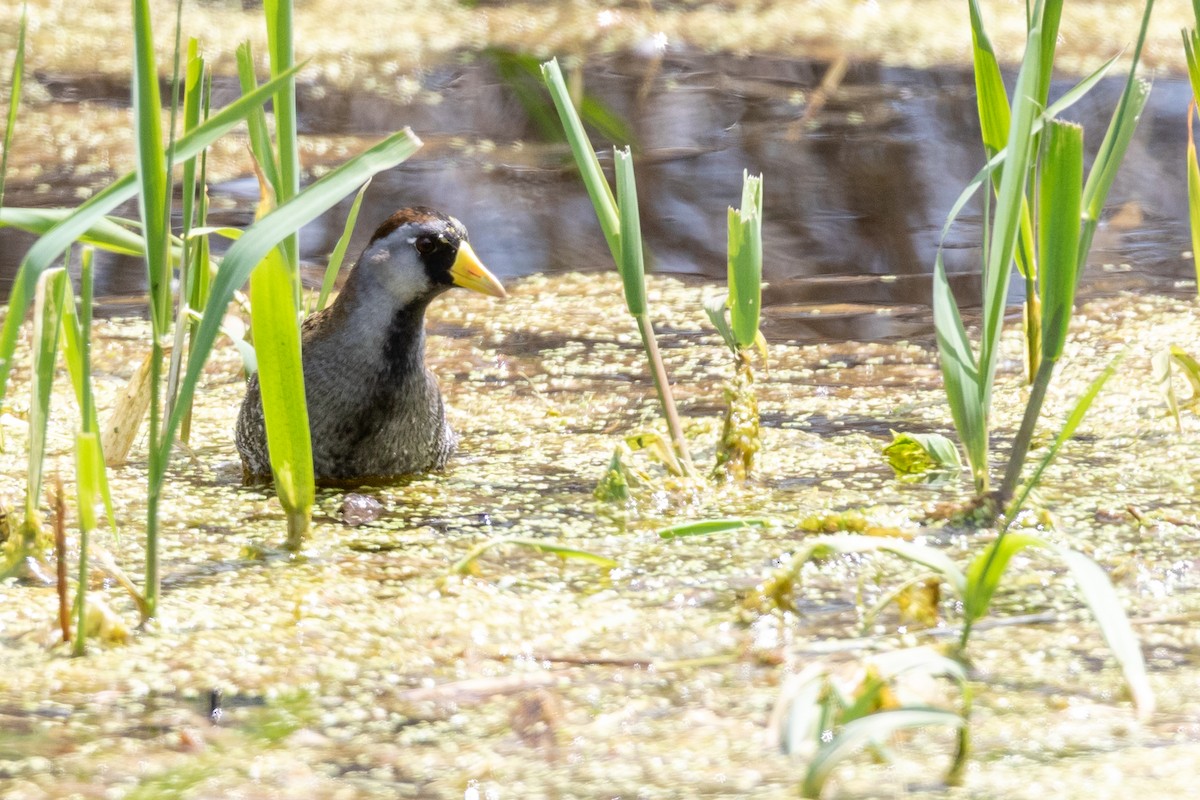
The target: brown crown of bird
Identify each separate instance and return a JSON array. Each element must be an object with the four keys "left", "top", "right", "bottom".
[{"left": 235, "top": 206, "right": 507, "bottom": 484}]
